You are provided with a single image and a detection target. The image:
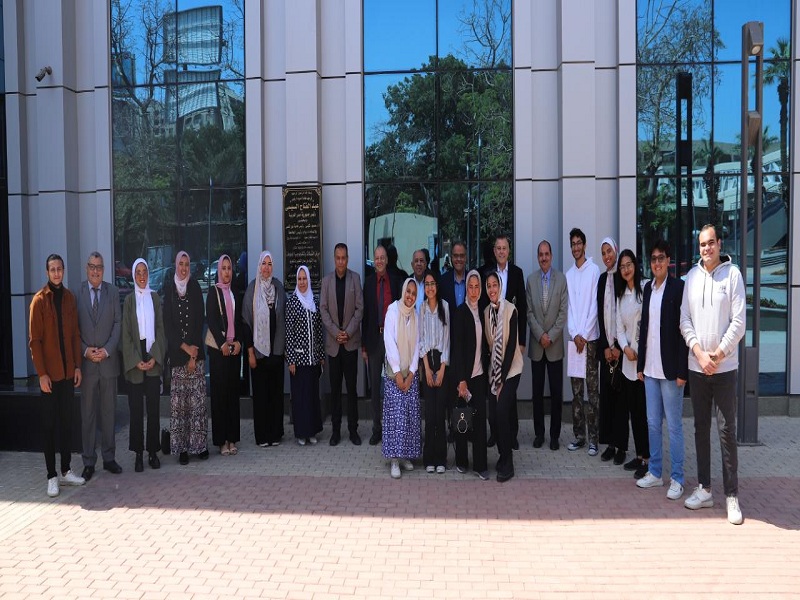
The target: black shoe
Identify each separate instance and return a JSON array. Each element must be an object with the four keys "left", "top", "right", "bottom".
[
  {"left": 549, "top": 438, "right": 560, "bottom": 451},
  {"left": 633, "top": 464, "right": 648, "bottom": 479},
  {"left": 368, "top": 431, "right": 381, "bottom": 446},
  {"left": 600, "top": 446, "right": 616, "bottom": 462},
  {"left": 350, "top": 432, "right": 362, "bottom": 446},
  {"left": 532, "top": 435, "right": 544, "bottom": 448},
  {"left": 197, "top": 450, "right": 209, "bottom": 460},
  {"left": 103, "top": 461, "right": 123, "bottom": 474},
  {"left": 624, "top": 457, "right": 644, "bottom": 472},
  {"left": 613, "top": 449, "right": 626, "bottom": 465},
  {"left": 330, "top": 431, "right": 341, "bottom": 446},
  {"left": 134, "top": 452, "right": 144, "bottom": 473},
  {"left": 486, "top": 436, "right": 496, "bottom": 448},
  {"left": 148, "top": 453, "right": 160, "bottom": 469},
  {"left": 81, "top": 466, "right": 95, "bottom": 481},
  {"left": 512, "top": 439, "right": 519, "bottom": 451},
  {"left": 179, "top": 452, "right": 189, "bottom": 465},
  {"left": 497, "top": 470, "right": 515, "bottom": 483}
]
